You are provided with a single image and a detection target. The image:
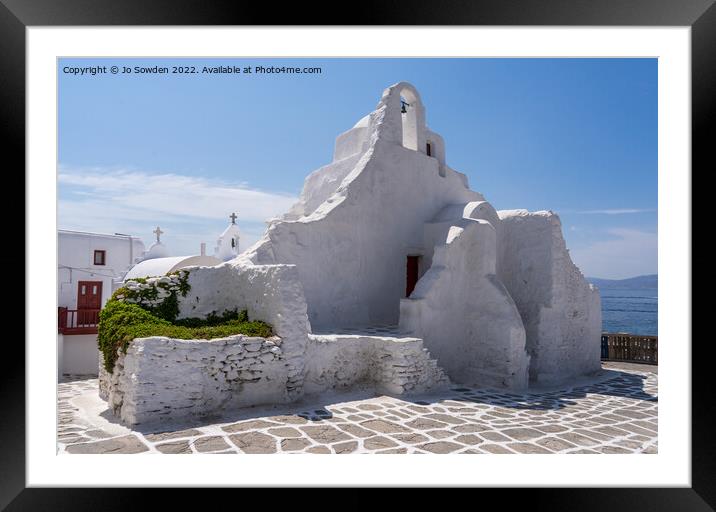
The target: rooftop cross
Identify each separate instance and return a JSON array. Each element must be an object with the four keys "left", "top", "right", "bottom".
[
  {"left": 230, "top": 212, "right": 238, "bottom": 224},
  {"left": 153, "top": 226, "right": 163, "bottom": 242}
]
